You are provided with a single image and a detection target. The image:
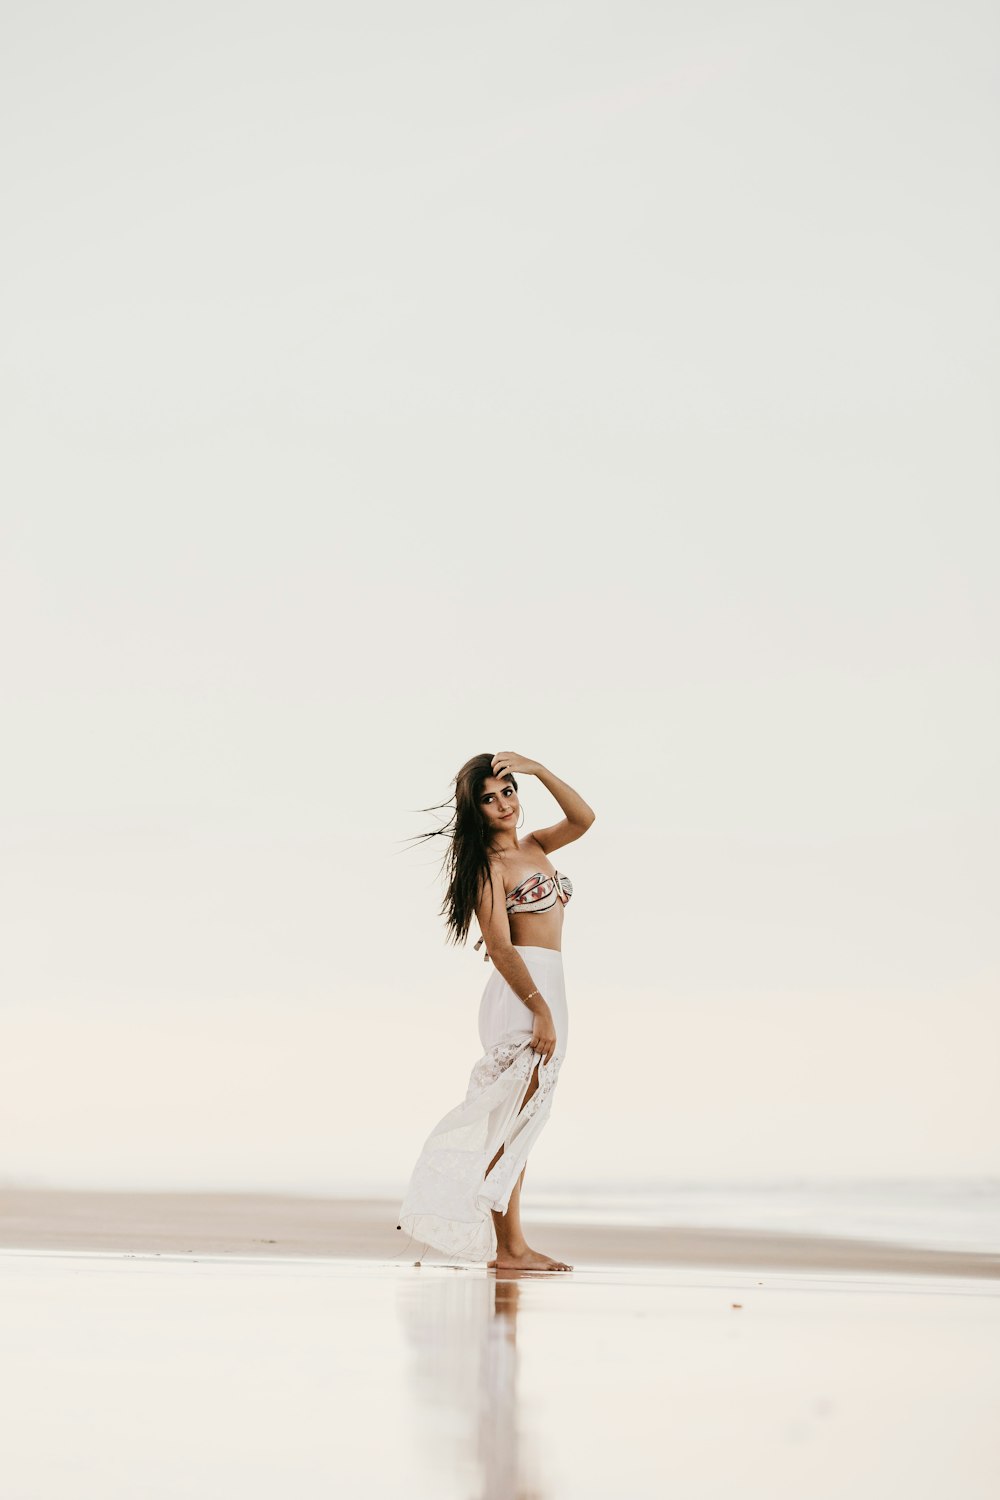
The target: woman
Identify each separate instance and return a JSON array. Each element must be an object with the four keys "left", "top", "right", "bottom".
[{"left": 397, "top": 750, "right": 595, "bottom": 1272}]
